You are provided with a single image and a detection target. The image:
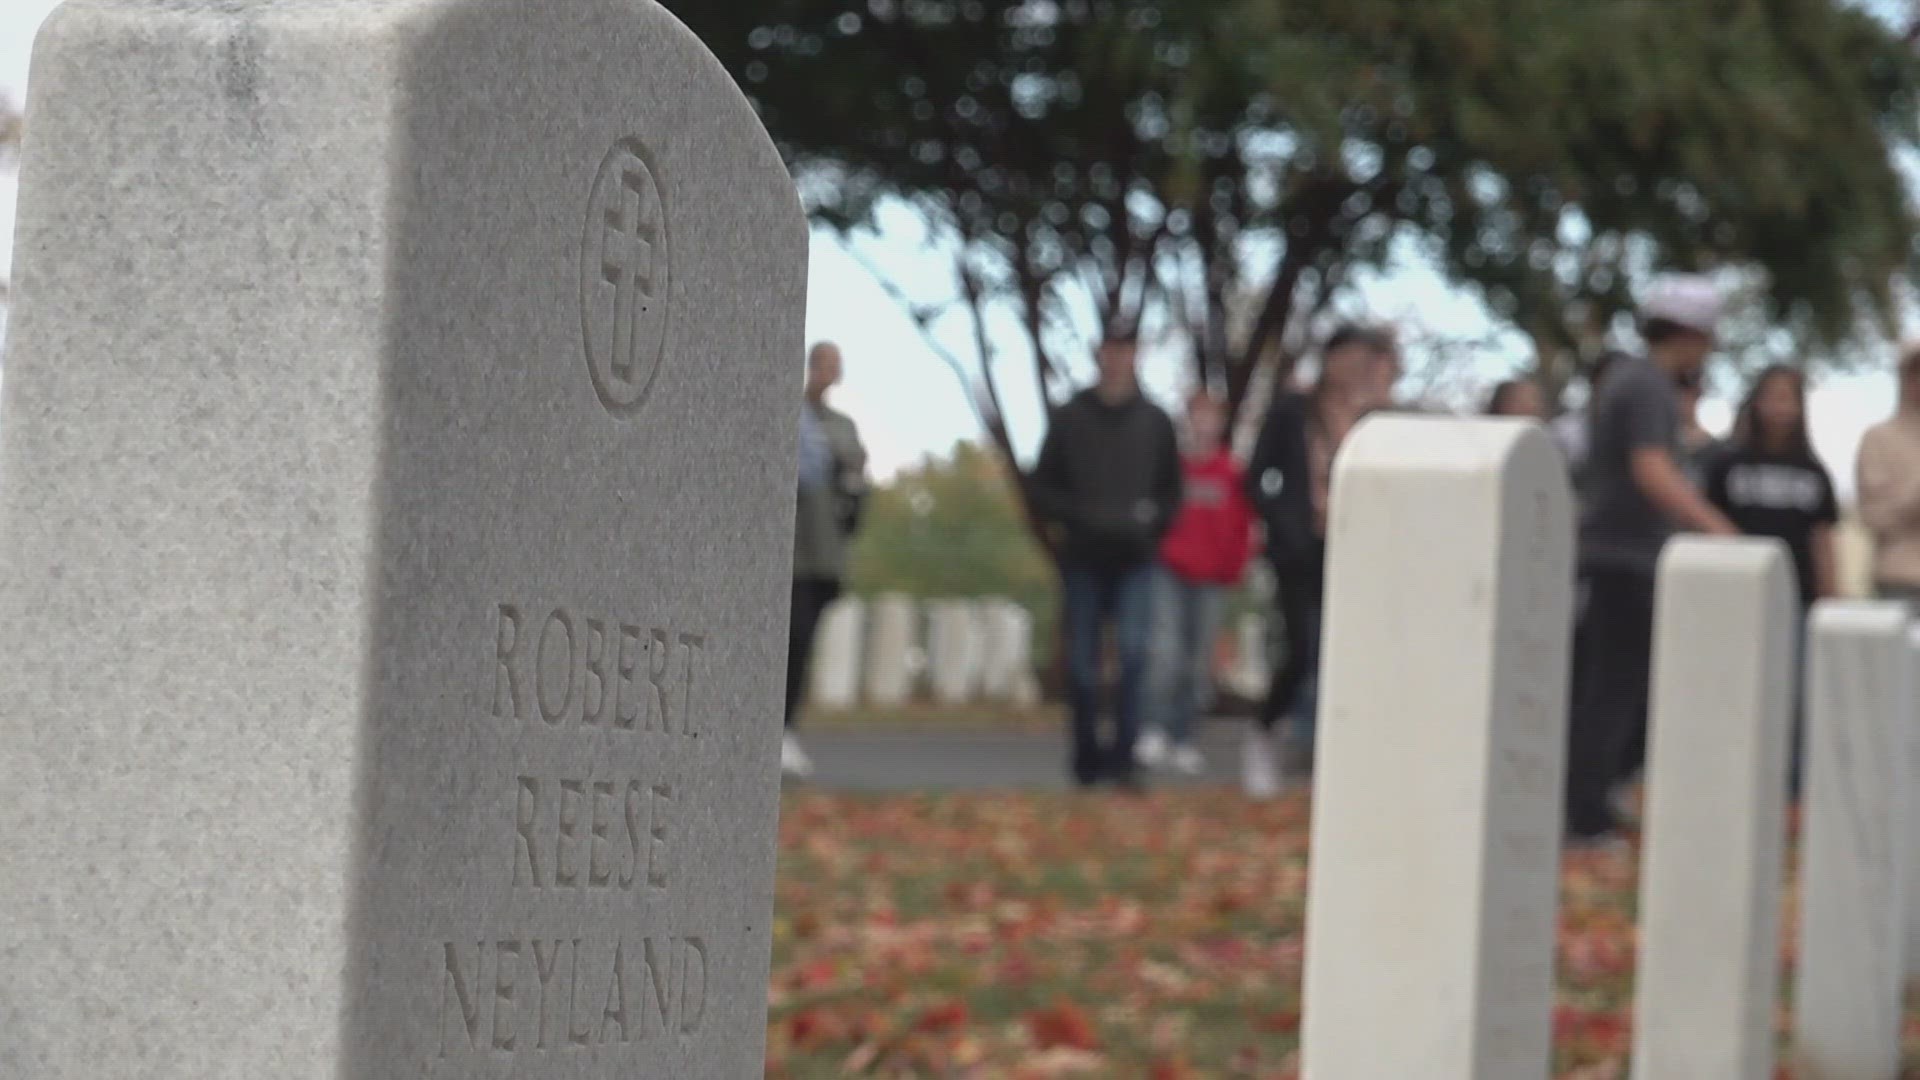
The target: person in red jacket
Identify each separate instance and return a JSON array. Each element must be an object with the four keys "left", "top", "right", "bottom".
[{"left": 1138, "top": 391, "right": 1257, "bottom": 774}]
